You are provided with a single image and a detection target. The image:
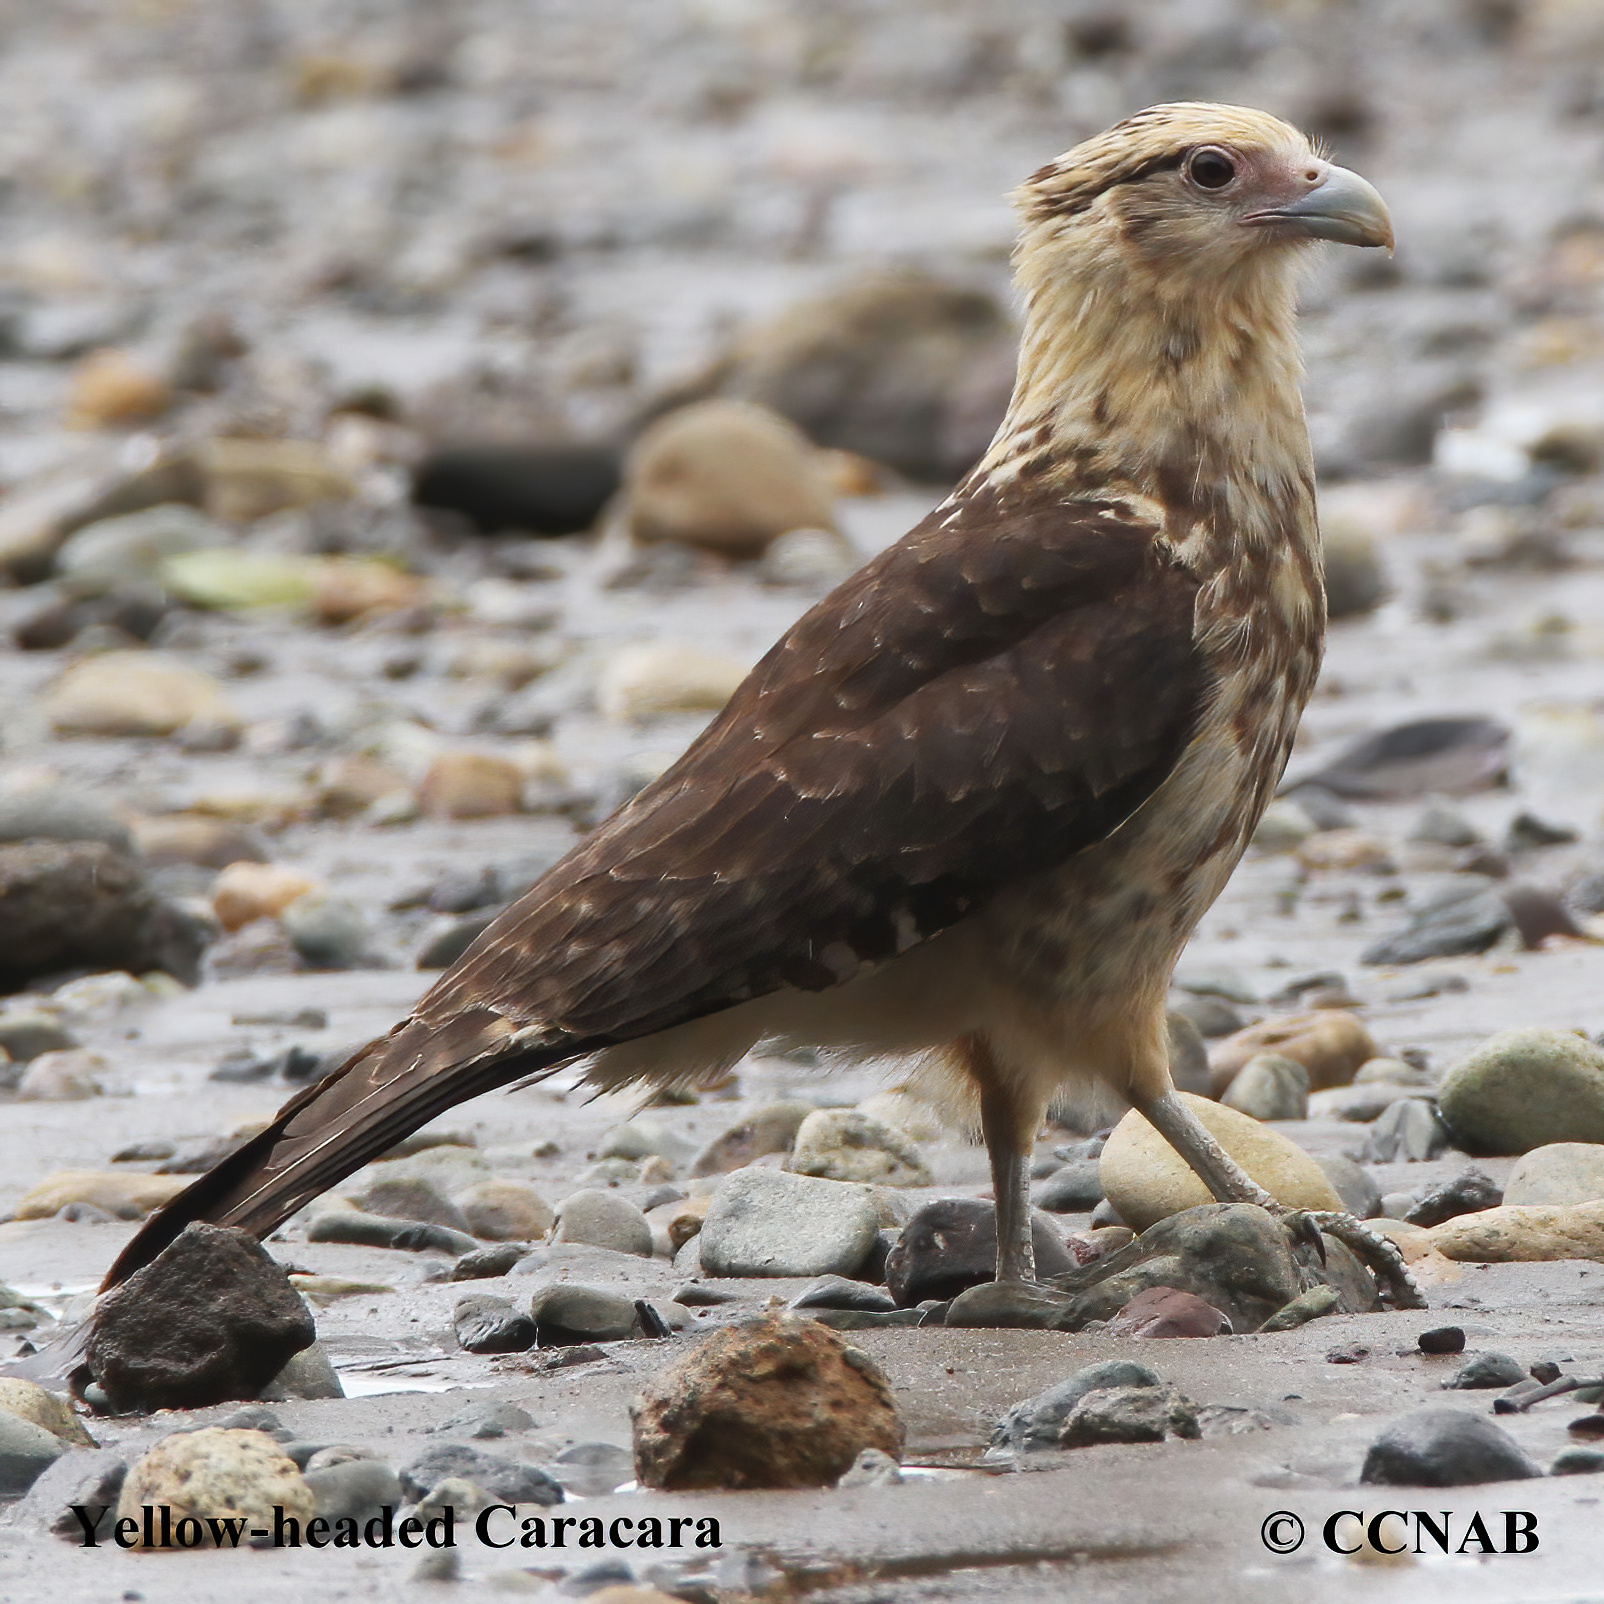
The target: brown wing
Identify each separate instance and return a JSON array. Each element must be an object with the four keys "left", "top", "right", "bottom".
[
  {"left": 100, "top": 479, "right": 1210, "bottom": 1286},
  {"left": 417, "top": 480, "right": 1209, "bottom": 1042}
]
